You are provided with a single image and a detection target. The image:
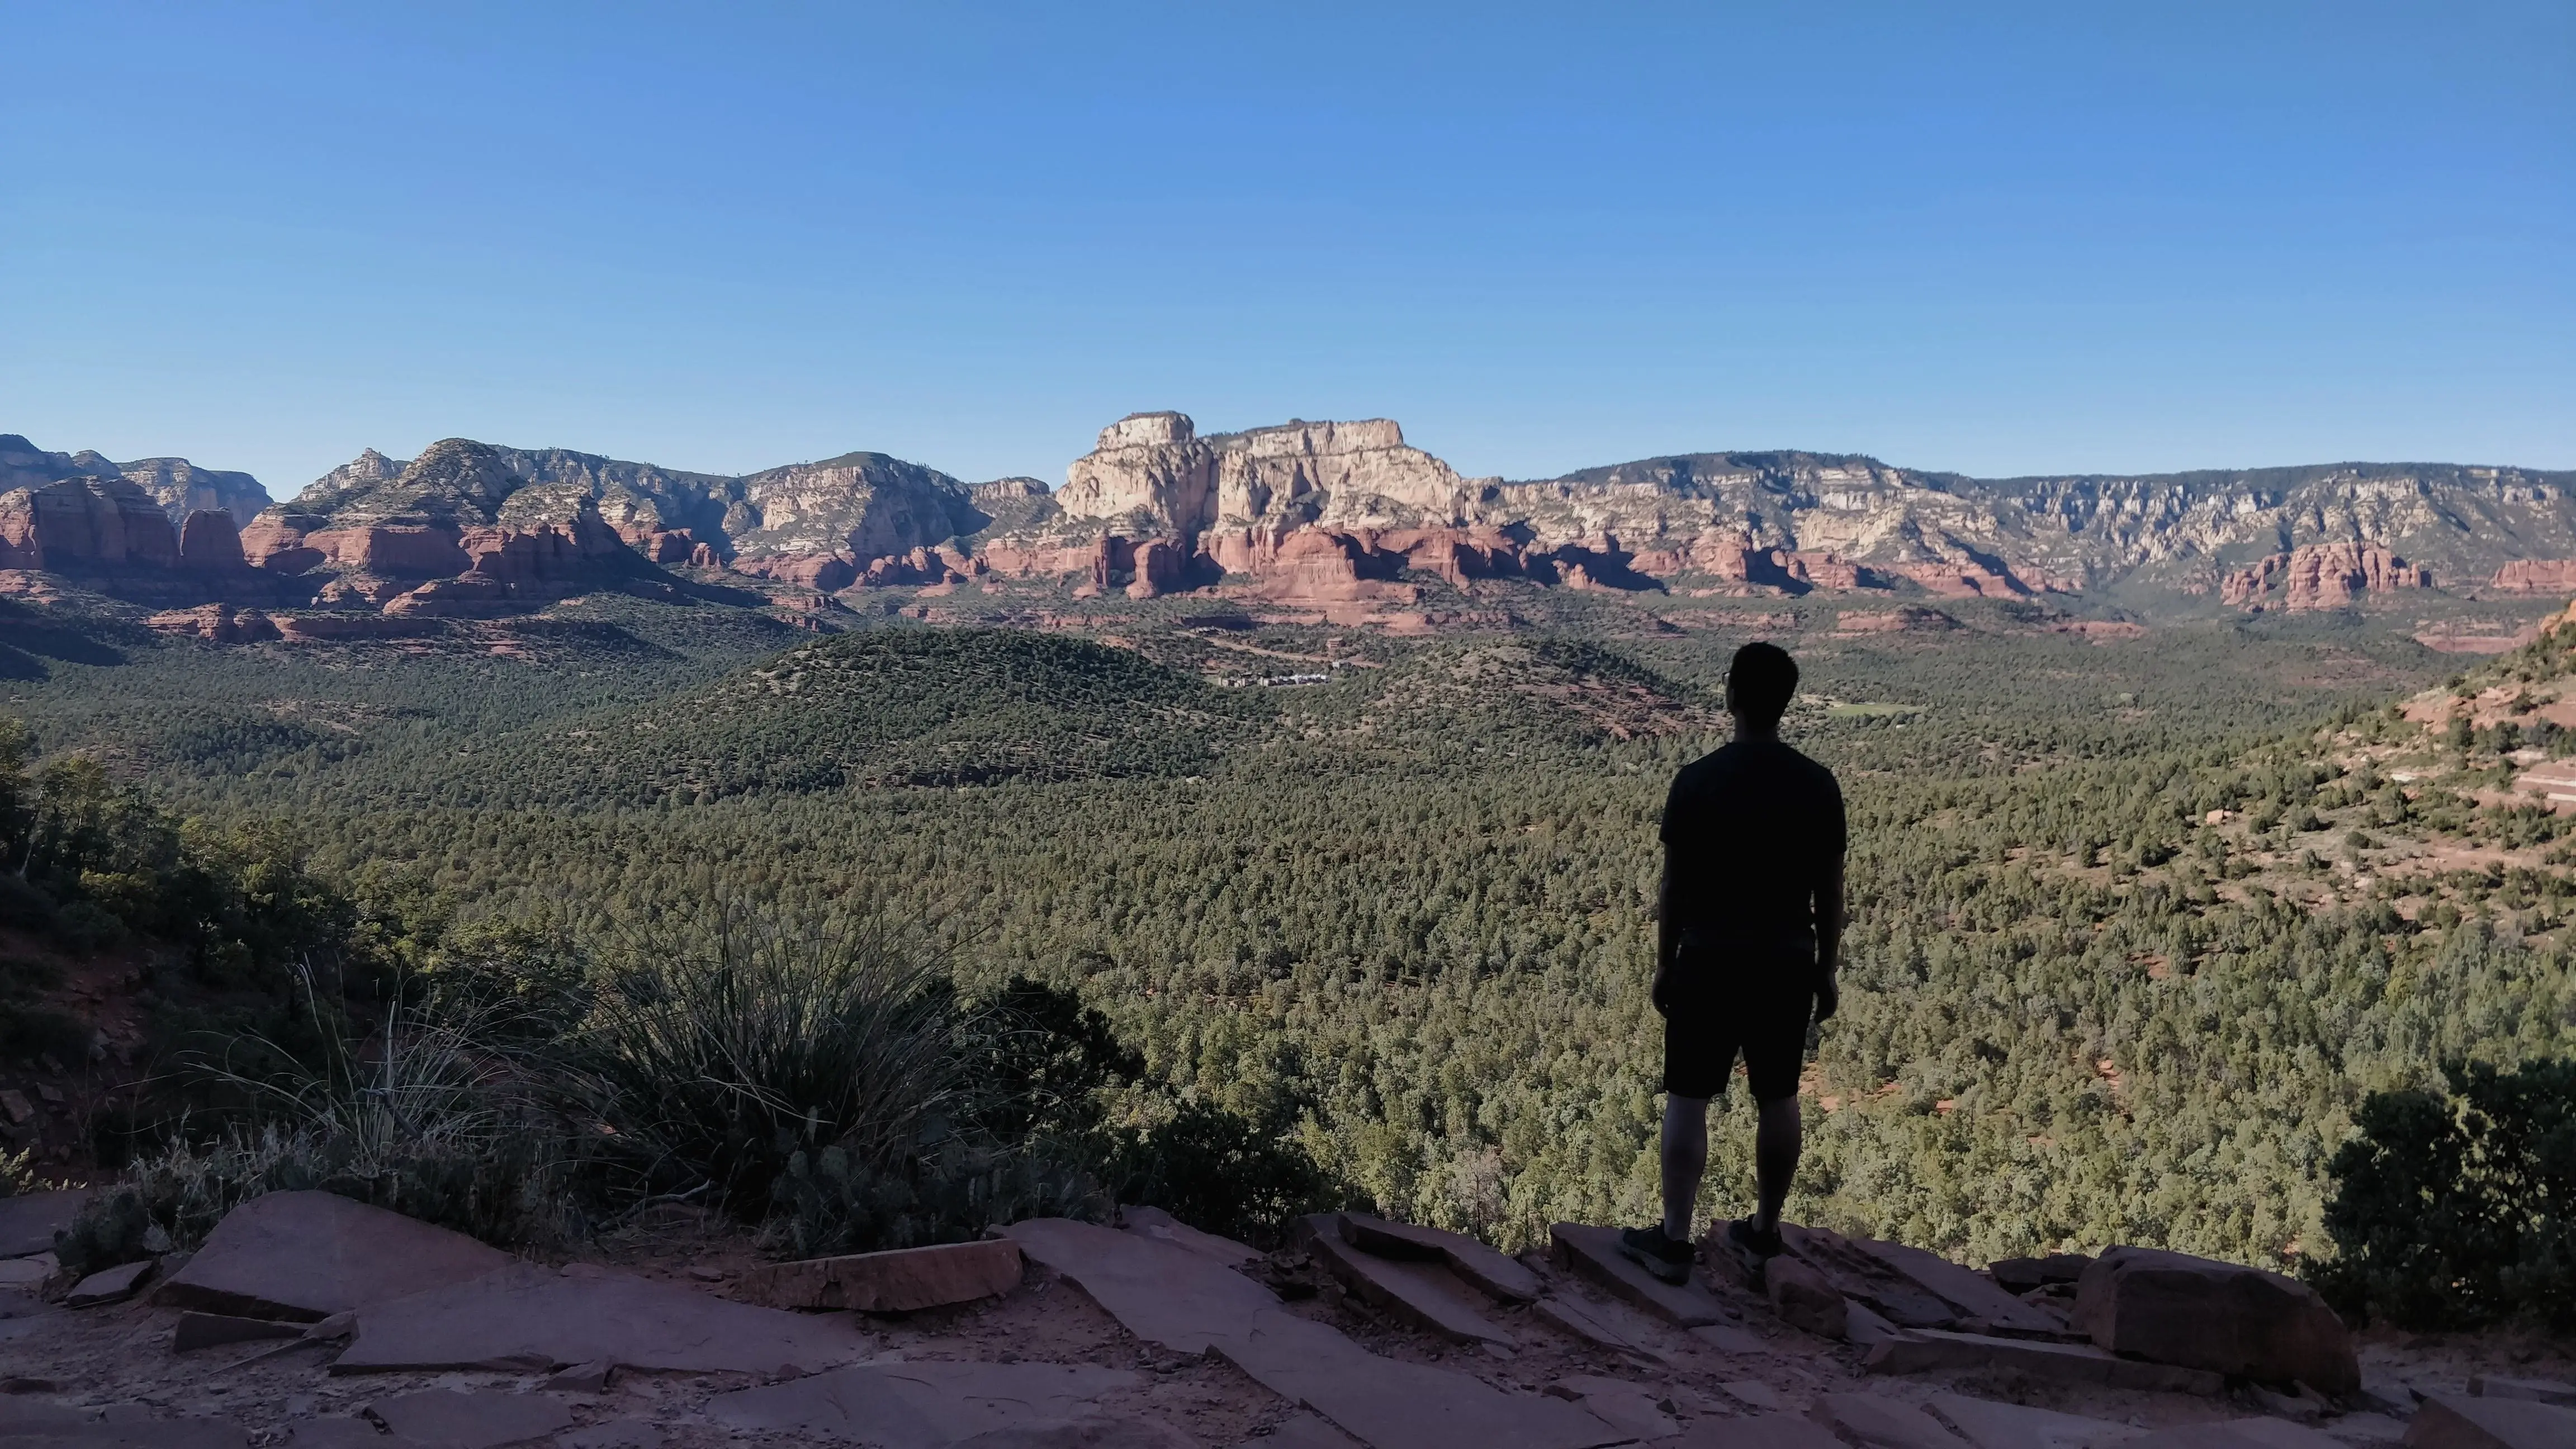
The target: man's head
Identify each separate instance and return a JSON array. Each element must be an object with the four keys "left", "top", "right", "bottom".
[{"left": 1726, "top": 641, "right": 1798, "bottom": 735}]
